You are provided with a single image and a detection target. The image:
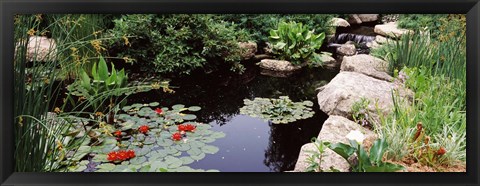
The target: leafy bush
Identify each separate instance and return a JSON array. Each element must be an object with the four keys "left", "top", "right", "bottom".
[
  {"left": 221, "top": 14, "right": 336, "bottom": 46},
  {"left": 239, "top": 96, "right": 315, "bottom": 124},
  {"left": 108, "top": 14, "right": 251, "bottom": 75},
  {"left": 268, "top": 21, "right": 325, "bottom": 65},
  {"left": 397, "top": 14, "right": 466, "bottom": 42}
]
